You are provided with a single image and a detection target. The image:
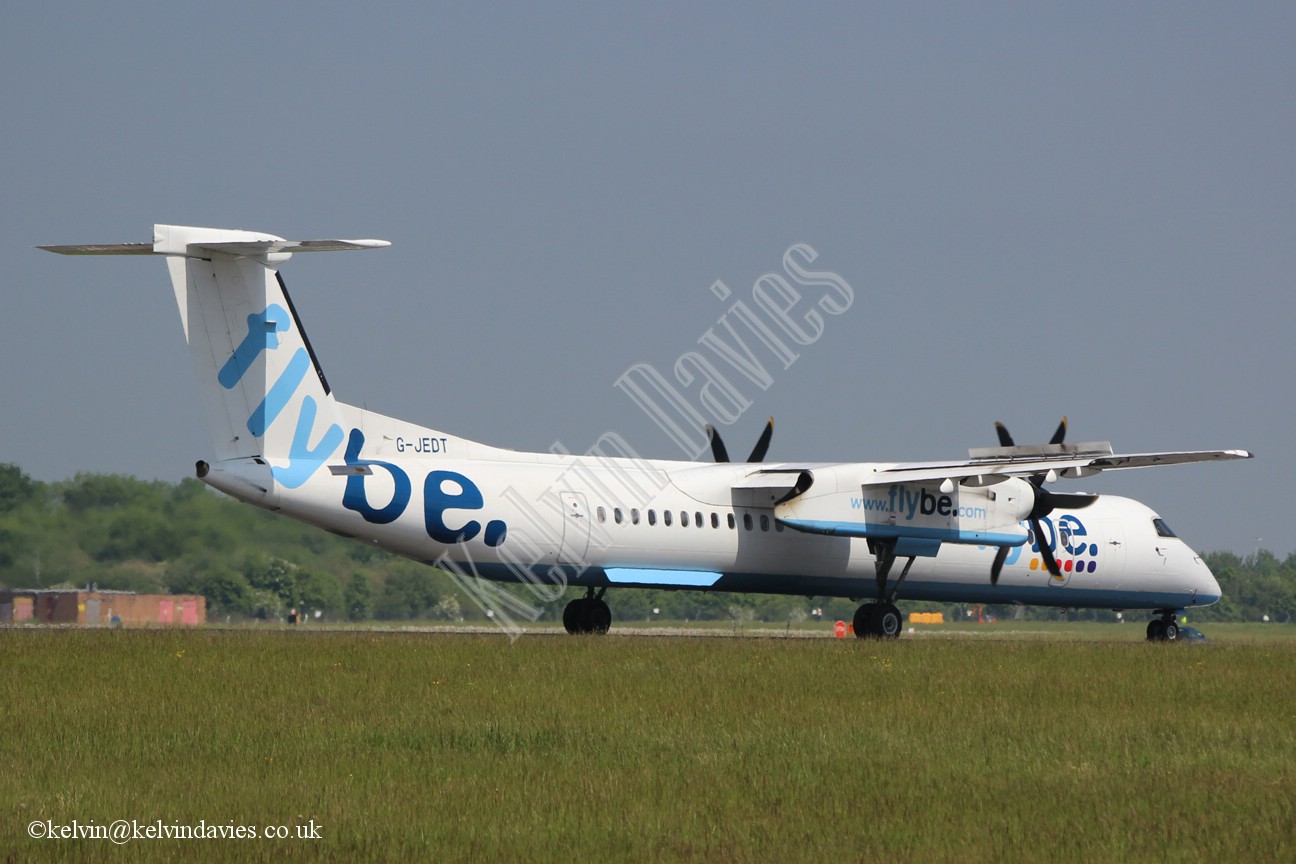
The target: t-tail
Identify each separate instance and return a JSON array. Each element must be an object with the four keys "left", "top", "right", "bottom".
[{"left": 40, "top": 225, "right": 390, "bottom": 505}]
